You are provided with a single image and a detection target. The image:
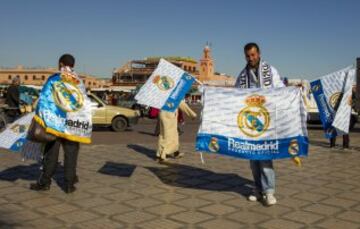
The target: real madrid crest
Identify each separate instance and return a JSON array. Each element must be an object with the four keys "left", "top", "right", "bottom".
[
  {"left": 53, "top": 81, "right": 84, "bottom": 113},
  {"left": 237, "top": 94, "right": 270, "bottom": 137},
  {"left": 208, "top": 137, "right": 220, "bottom": 153},
  {"left": 329, "top": 92, "right": 342, "bottom": 109},
  {"left": 153, "top": 75, "right": 174, "bottom": 91},
  {"left": 288, "top": 139, "right": 299, "bottom": 156}
]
